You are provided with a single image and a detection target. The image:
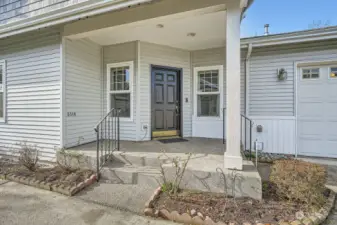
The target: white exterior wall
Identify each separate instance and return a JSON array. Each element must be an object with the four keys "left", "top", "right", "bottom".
[
  {"left": 191, "top": 47, "right": 246, "bottom": 139},
  {"left": 64, "top": 38, "right": 102, "bottom": 147},
  {"left": 248, "top": 40, "right": 337, "bottom": 155},
  {"left": 139, "top": 42, "right": 192, "bottom": 140},
  {"left": 0, "top": 28, "right": 61, "bottom": 160},
  {"left": 103, "top": 42, "right": 137, "bottom": 140}
]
